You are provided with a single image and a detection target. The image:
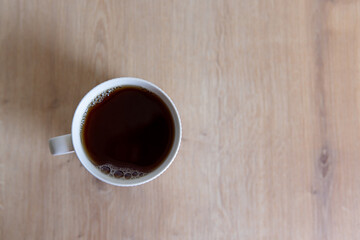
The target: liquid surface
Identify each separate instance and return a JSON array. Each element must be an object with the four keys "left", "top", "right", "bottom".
[{"left": 82, "top": 86, "right": 175, "bottom": 177}]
